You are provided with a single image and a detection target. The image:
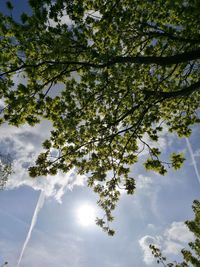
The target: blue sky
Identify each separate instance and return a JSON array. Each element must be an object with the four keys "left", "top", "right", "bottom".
[{"left": 0, "top": 1, "right": 200, "bottom": 267}]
